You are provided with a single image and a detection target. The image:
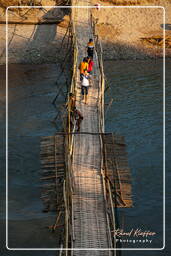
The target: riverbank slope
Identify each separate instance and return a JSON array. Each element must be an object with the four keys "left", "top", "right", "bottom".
[{"left": 92, "top": 0, "right": 171, "bottom": 59}]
